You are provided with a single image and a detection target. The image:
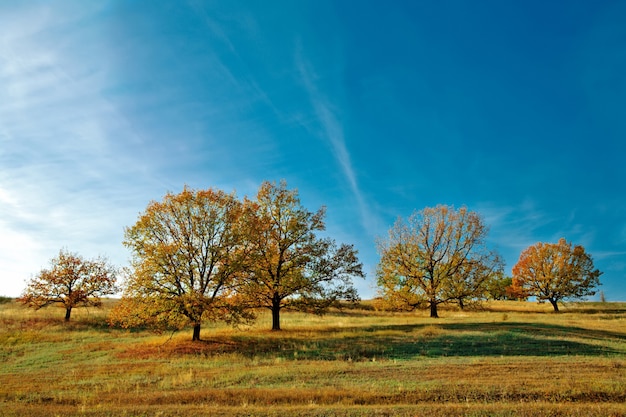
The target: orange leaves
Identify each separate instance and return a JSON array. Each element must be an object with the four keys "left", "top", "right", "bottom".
[
  {"left": 511, "top": 238, "right": 602, "bottom": 311},
  {"left": 18, "top": 249, "right": 118, "bottom": 321}
]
